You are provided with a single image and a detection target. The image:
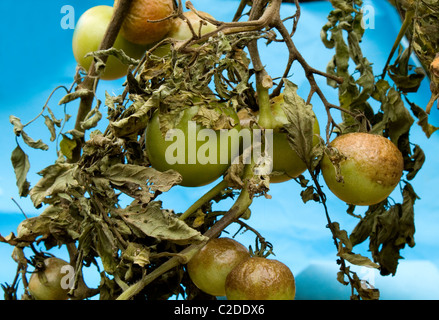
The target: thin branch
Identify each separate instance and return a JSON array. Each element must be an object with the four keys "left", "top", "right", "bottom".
[
  {"left": 70, "top": 0, "right": 134, "bottom": 163},
  {"left": 179, "top": 180, "right": 230, "bottom": 221}
]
